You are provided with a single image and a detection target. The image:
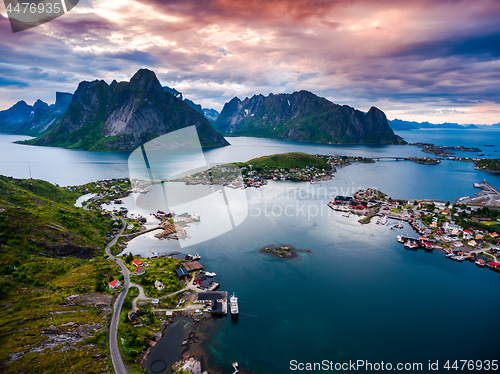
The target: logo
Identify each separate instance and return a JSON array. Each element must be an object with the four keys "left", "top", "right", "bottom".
[
  {"left": 4, "top": 0, "right": 79, "bottom": 33},
  {"left": 128, "top": 126, "right": 248, "bottom": 248}
]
